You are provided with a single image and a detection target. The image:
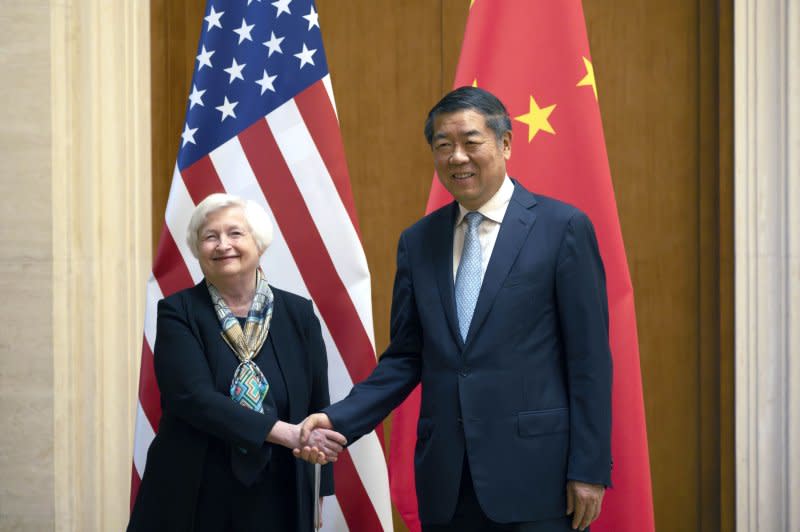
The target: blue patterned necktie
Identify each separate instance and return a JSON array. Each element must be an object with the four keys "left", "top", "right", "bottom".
[{"left": 455, "top": 211, "right": 484, "bottom": 341}]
